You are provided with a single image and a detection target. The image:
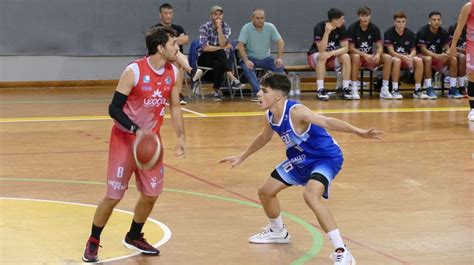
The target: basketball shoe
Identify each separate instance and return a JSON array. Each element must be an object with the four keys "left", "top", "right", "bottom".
[
  {"left": 122, "top": 232, "right": 160, "bottom": 255},
  {"left": 330, "top": 247, "right": 356, "bottom": 265},
  {"left": 82, "top": 236, "right": 101, "bottom": 262},
  {"left": 248, "top": 224, "right": 291, "bottom": 244}
]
